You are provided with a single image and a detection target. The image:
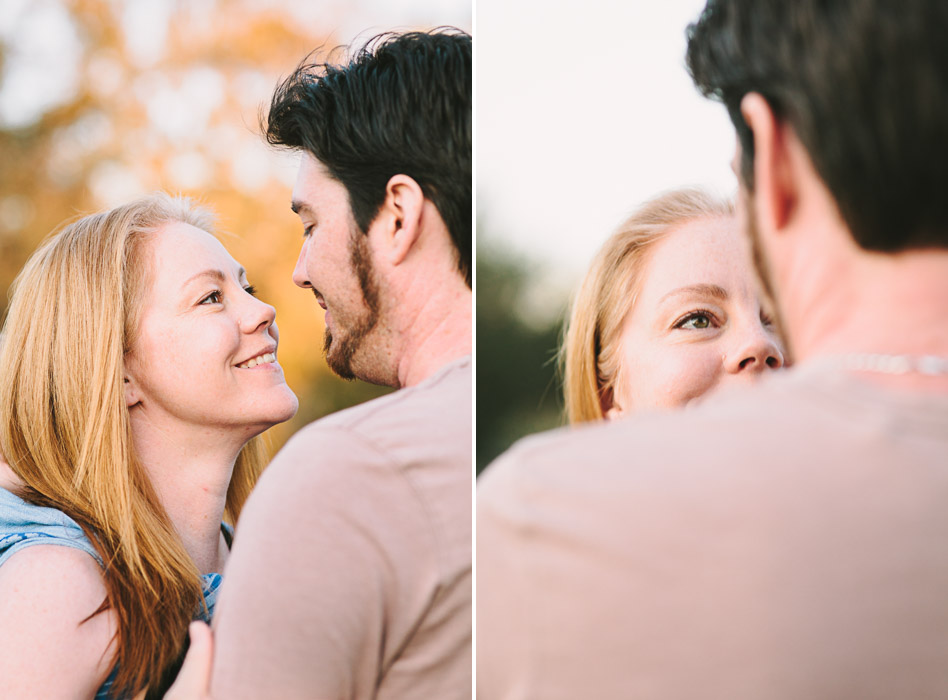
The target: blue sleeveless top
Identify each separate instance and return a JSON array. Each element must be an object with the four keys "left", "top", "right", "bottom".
[{"left": 0, "top": 486, "right": 226, "bottom": 699}]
